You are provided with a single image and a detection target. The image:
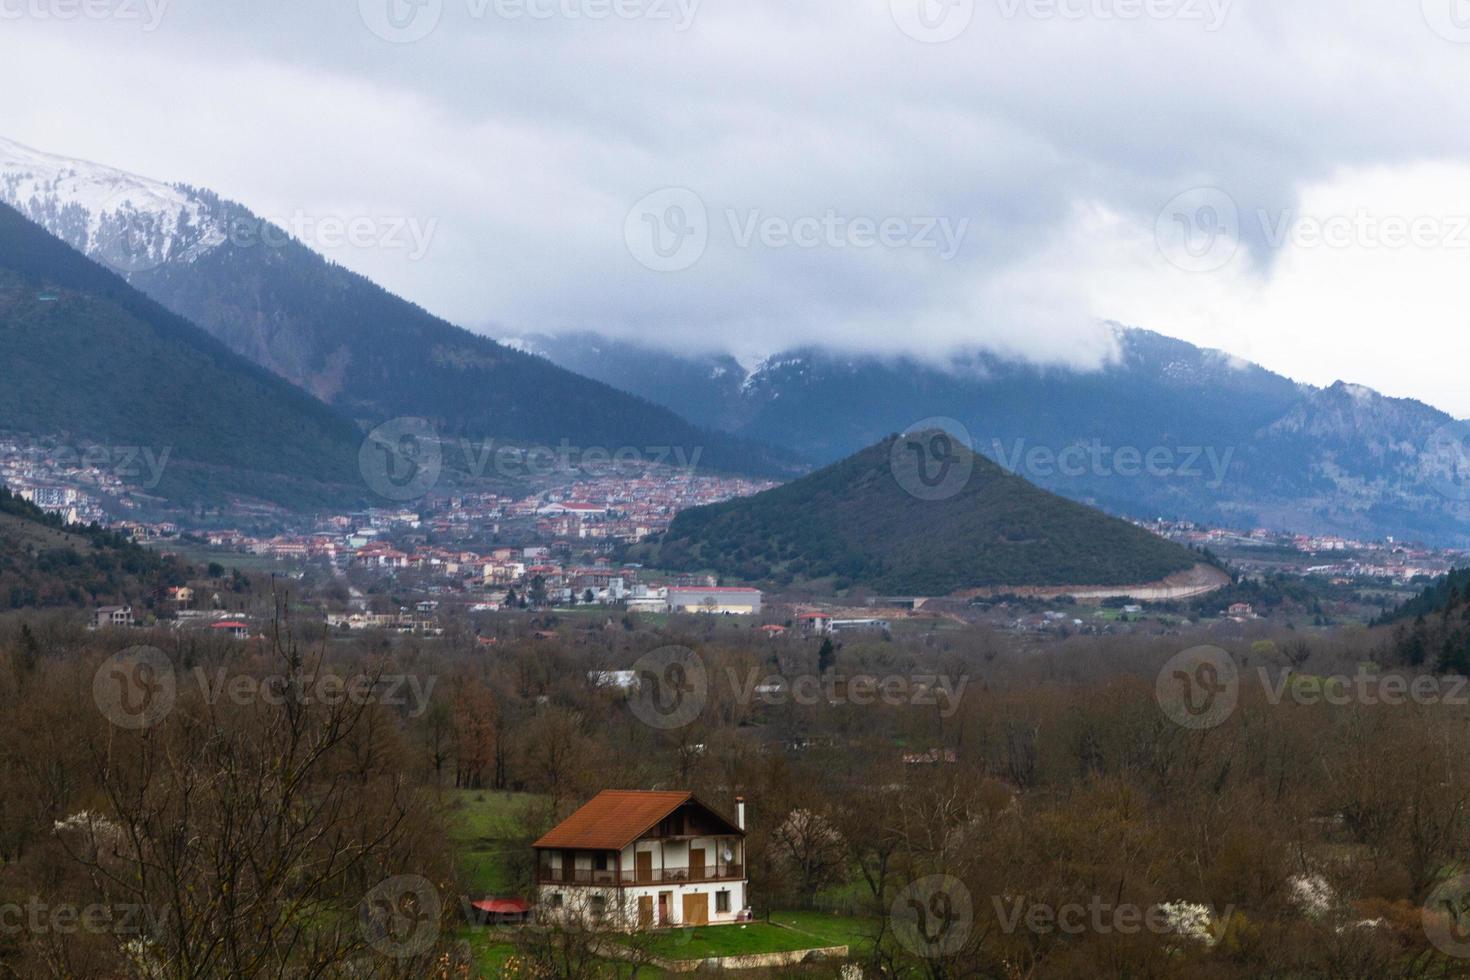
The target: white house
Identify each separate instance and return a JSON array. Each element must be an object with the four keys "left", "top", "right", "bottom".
[
  {"left": 91, "top": 605, "right": 135, "bottom": 629},
  {"left": 533, "top": 790, "right": 749, "bottom": 930}
]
